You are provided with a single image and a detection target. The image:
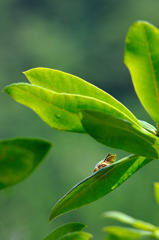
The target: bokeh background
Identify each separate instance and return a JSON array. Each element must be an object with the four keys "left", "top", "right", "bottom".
[{"left": 1, "top": 1, "right": 159, "bottom": 239}]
